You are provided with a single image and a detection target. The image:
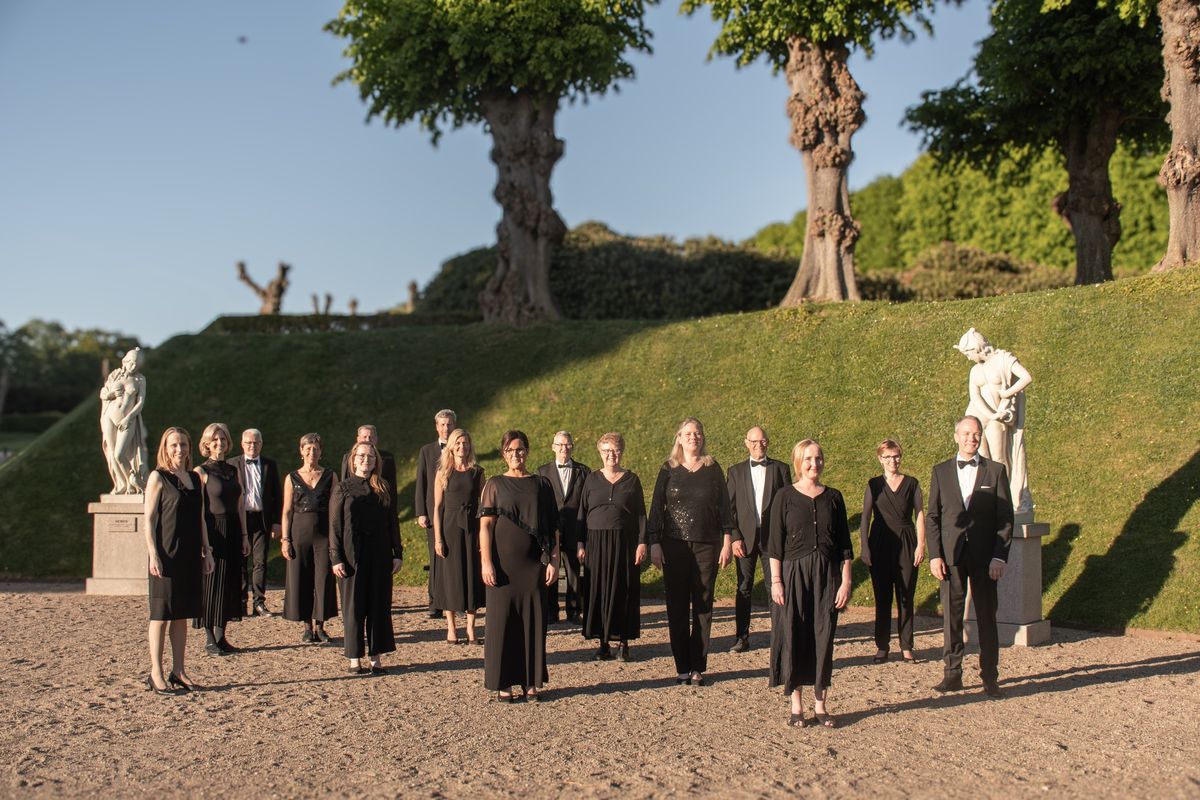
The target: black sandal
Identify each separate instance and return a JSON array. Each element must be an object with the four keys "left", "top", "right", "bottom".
[
  {"left": 872, "top": 650, "right": 888, "bottom": 664},
  {"left": 814, "top": 711, "right": 837, "bottom": 728},
  {"left": 788, "top": 713, "right": 809, "bottom": 728}
]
